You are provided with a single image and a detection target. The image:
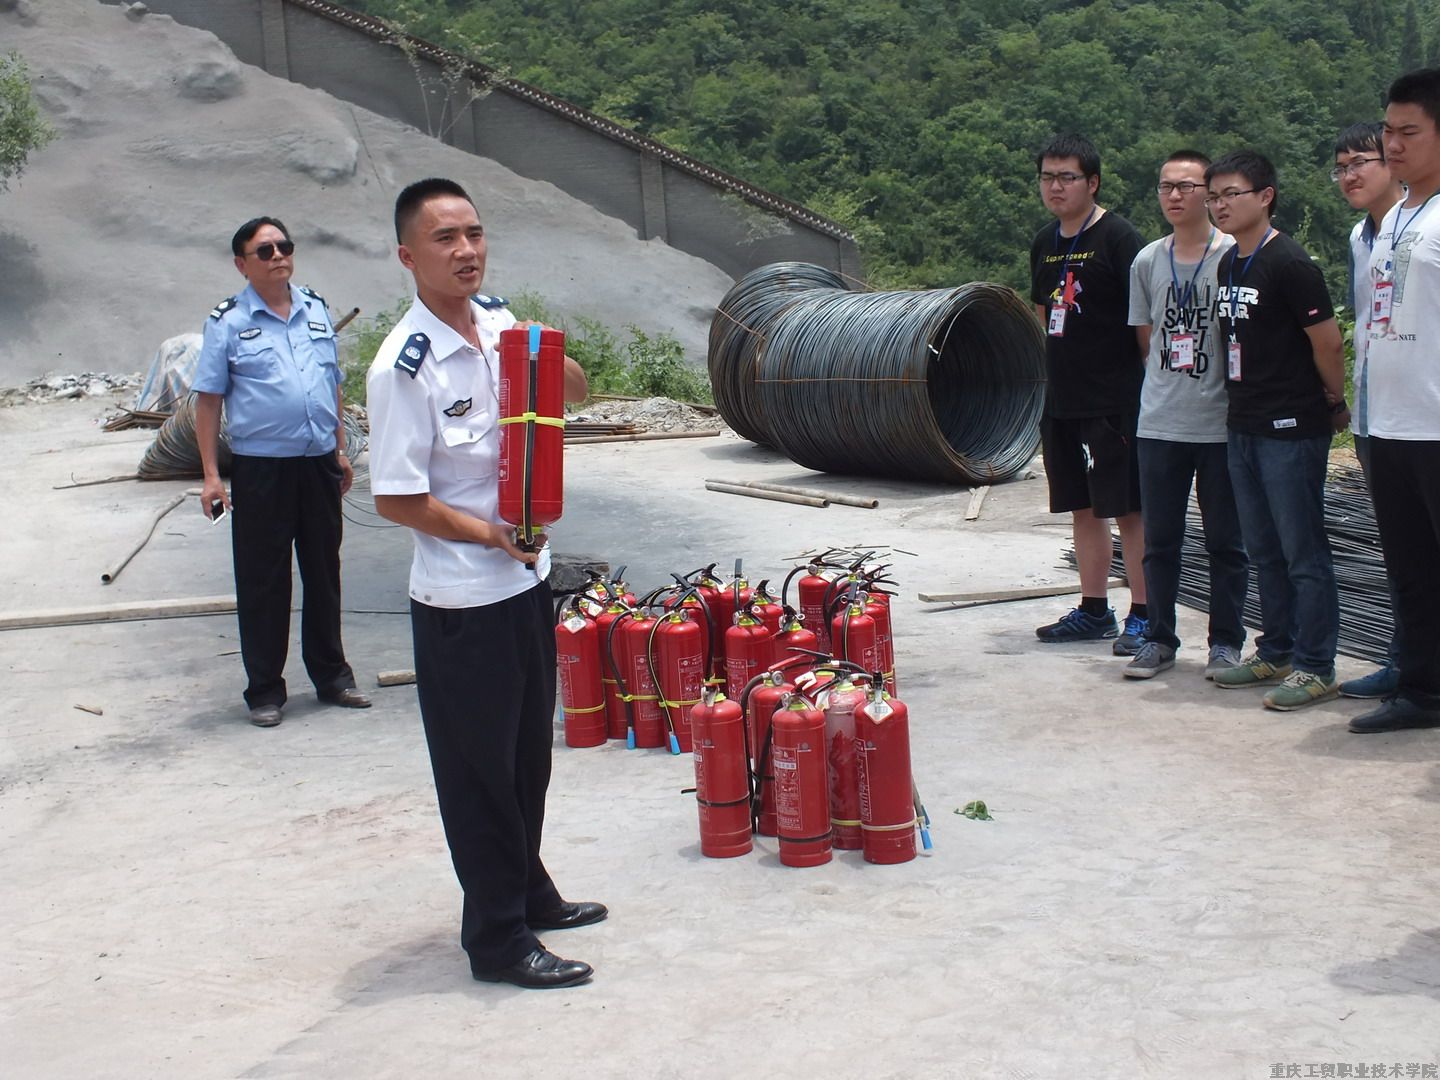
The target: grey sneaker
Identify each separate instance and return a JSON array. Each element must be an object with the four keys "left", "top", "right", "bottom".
[
  {"left": 1263, "top": 669, "right": 1340, "bottom": 711},
  {"left": 1204, "top": 644, "right": 1243, "bottom": 680},
  {"left": 1213, "top": 653, "right": 1292, "bottom": 689},
  {"left": 1112, "top": 613, "right": 1149, "bottom": 656},
  {"left": 1123, "top": 640, "right": 1176, "bottom": 680}
]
